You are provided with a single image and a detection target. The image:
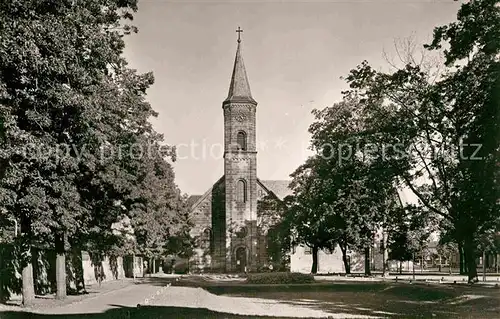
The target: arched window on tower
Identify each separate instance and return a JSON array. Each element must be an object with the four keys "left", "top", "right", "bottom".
[
  {"left": 236, "top": 179, "right": 247, "bottom": 203},
  {"left": 236, "top": 131, "right": 247, "bottom": 151}
]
